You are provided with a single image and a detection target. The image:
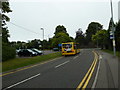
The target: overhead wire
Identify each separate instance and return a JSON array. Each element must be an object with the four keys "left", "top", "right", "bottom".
[
  {"left": 9, "top": 22, "right": 50, "bottom": 40},
  {"left": 9, "top": 22, "right": 40, "bottom": 35}
]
